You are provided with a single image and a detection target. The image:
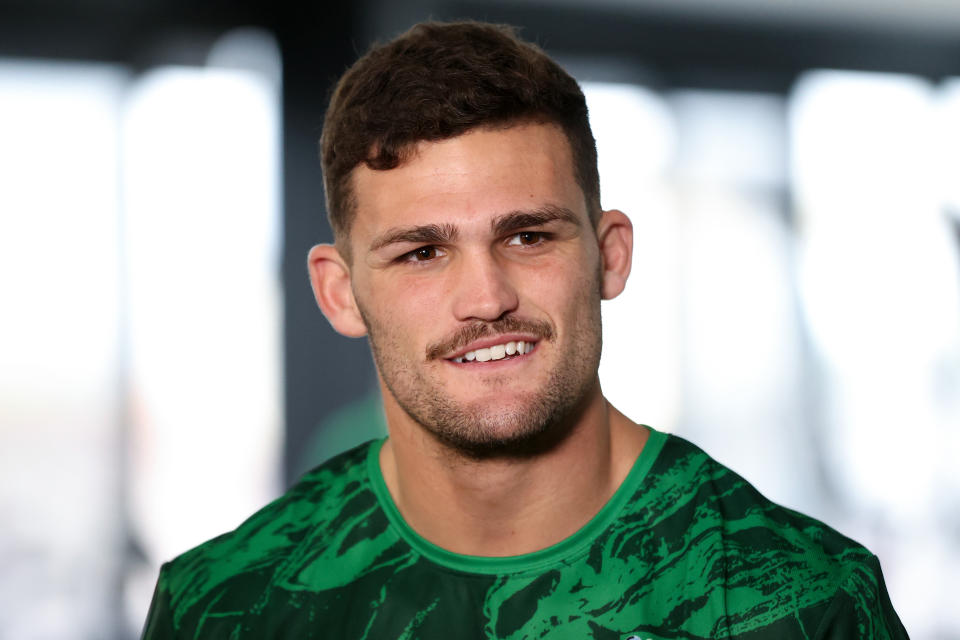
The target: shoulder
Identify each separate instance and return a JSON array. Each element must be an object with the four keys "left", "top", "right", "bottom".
[
  {"left": 627, "top": 432, "right": 907, "bottom": 638},
  {"left": 146, "top": 440, "right": 380, "bottom": 634},
  {"left": 645, "top": 433, "right": 867, "bottom": 560}
]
